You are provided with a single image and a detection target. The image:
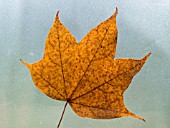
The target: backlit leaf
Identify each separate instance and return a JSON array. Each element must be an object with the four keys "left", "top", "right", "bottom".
[{"left": 21, "top": 8, "right": 150, "bottom": 127}]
